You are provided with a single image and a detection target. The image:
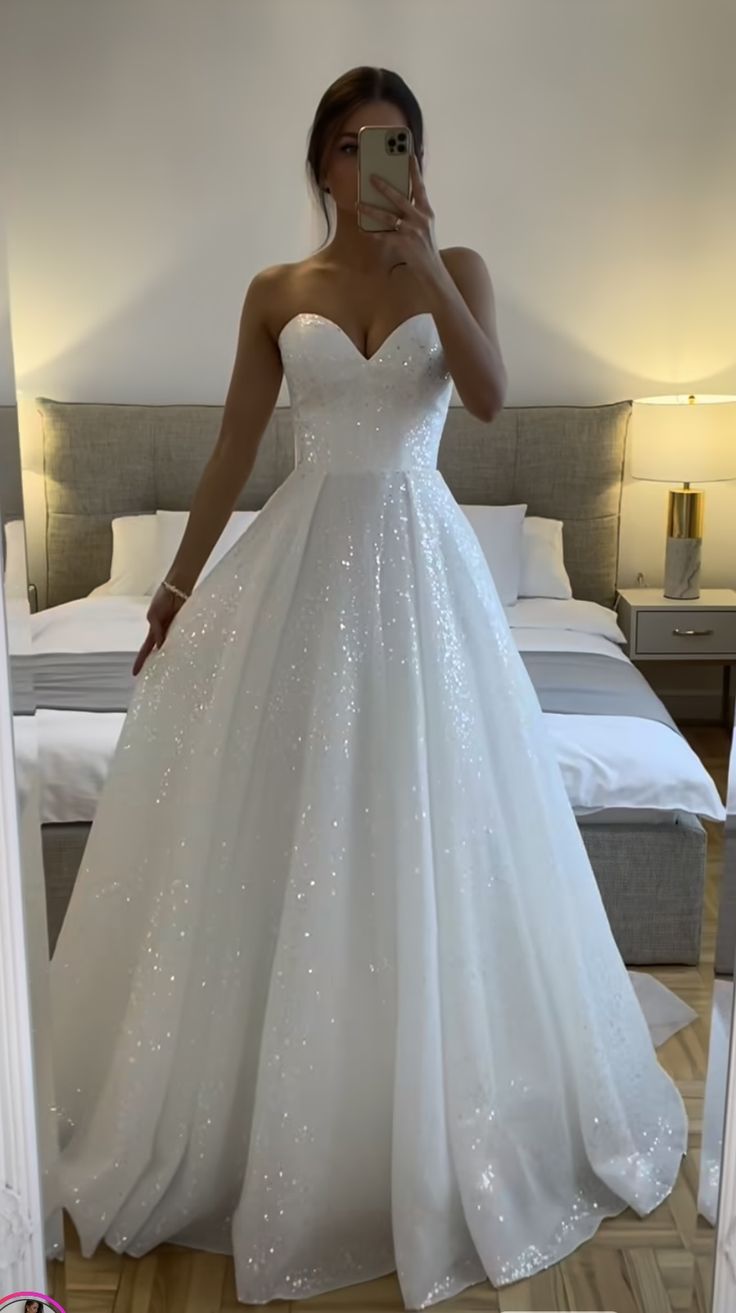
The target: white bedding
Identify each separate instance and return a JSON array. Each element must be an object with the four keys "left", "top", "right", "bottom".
[{"left": 21, "top": 595, "right": 727, "bottom": 826}]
